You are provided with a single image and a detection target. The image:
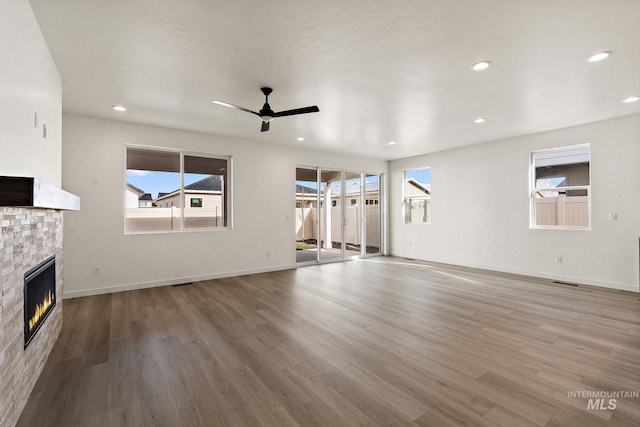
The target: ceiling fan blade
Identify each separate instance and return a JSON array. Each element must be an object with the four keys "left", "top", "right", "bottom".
[
  {"left": 261, "top": 121, "right": 270, "bottom": 132},
  {"left": 212, "top": 100, "right": 260, "bottom": 116},
  {"left": 274, "top": 106, "right": 320, "bottom": 117}
]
